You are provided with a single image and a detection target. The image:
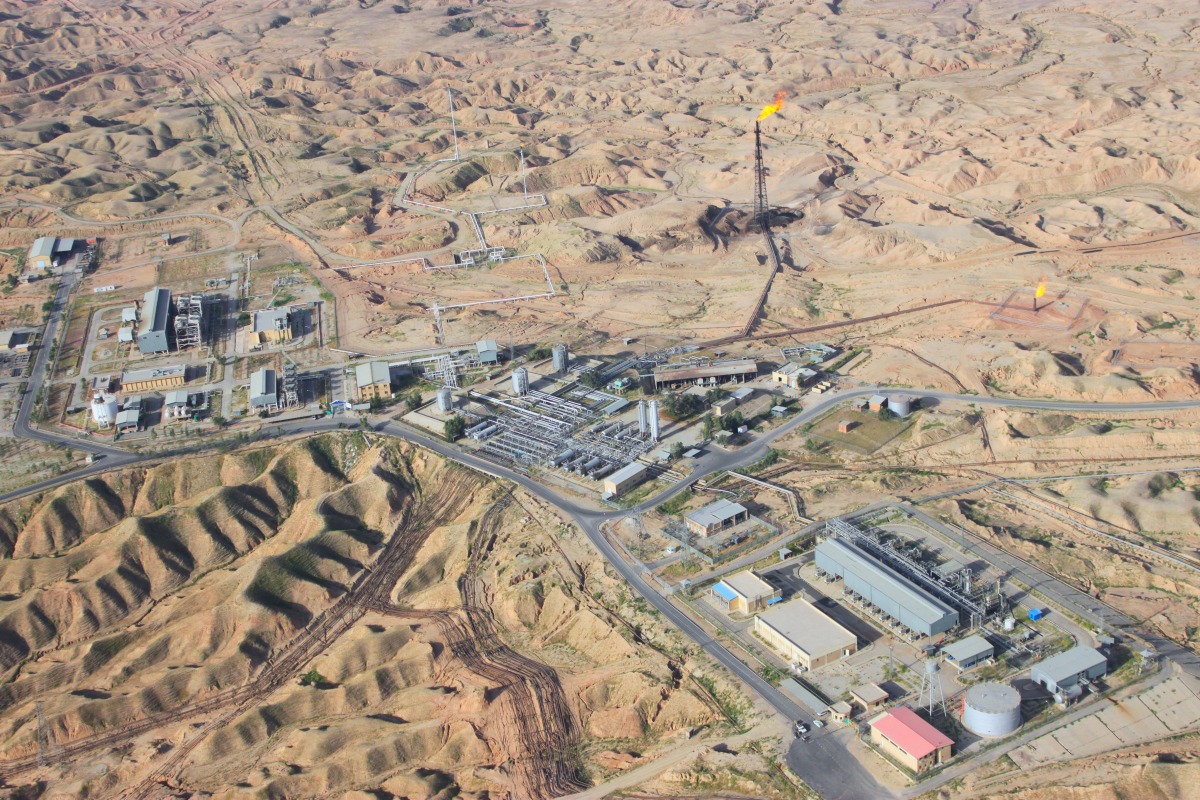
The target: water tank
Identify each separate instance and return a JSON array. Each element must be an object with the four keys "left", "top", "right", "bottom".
[
  {"left": 962, "top": 683, "right": 1021, "bottom": 737},
  {"left": 91, "top": 392, "right": 118, "bottom": 426},
  {"left": 552, "top": 343, "right": 570, "bottom": 373},
  {"left": 511, "top": 367, "right": 529, "bottom": 396},
  {"left": 887, "top": 394, "right": 913, "bottom": 417},
  {"left": 436, "top": 386, "right": 454, "bottom": 413}
]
